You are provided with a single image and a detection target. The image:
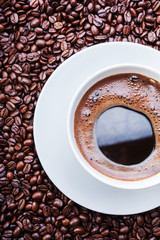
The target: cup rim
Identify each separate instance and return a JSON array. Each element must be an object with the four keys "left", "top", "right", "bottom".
[{"left": 67, "top": 63, "right": 160, "bottom": 190}]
